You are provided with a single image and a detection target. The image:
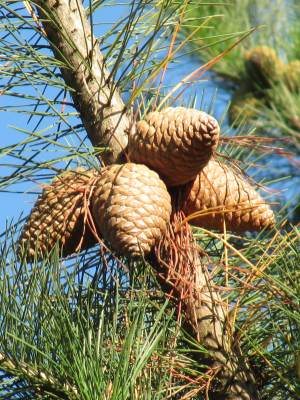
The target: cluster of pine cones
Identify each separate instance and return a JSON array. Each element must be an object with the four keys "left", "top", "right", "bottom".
[
  {"left": 18, "top": 107, "right": 275, "bottom": 260},
  {"left": 229, "top": 46, "right": 300, "bottom": 125}
]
